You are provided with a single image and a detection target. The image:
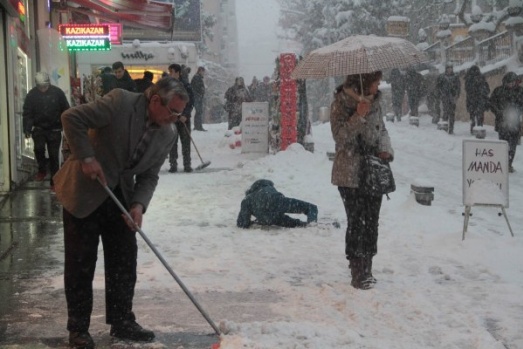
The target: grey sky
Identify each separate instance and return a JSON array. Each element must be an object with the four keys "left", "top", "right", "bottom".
[{"left": 236, "top": 0, "right": 281, "bottom": 83}]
